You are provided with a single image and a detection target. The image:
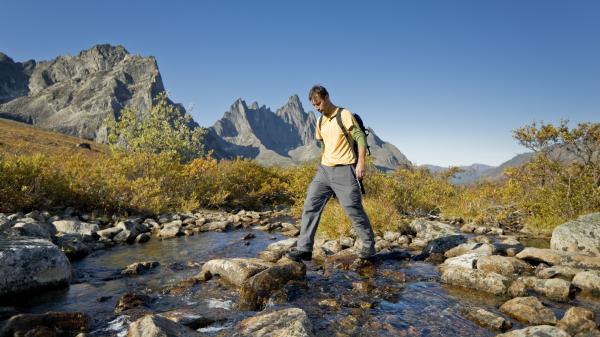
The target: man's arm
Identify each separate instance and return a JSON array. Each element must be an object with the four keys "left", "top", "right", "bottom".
[{"left": 350, "top": 126, "right": 367, "bottom": 179}]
